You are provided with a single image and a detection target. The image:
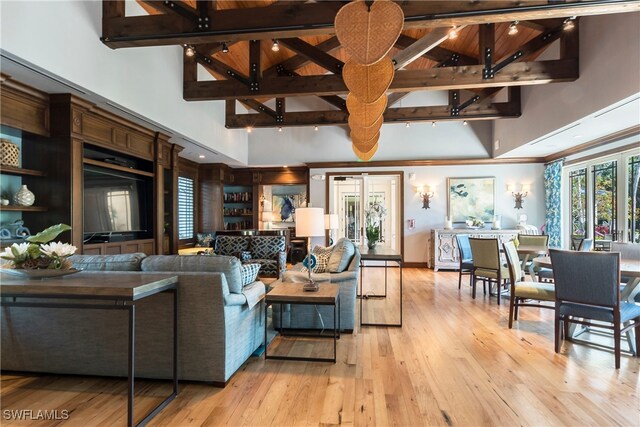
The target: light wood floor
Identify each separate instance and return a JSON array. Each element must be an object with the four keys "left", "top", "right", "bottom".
[{"left": 2, "top": 268, "right": 639, "bottom": 426}]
